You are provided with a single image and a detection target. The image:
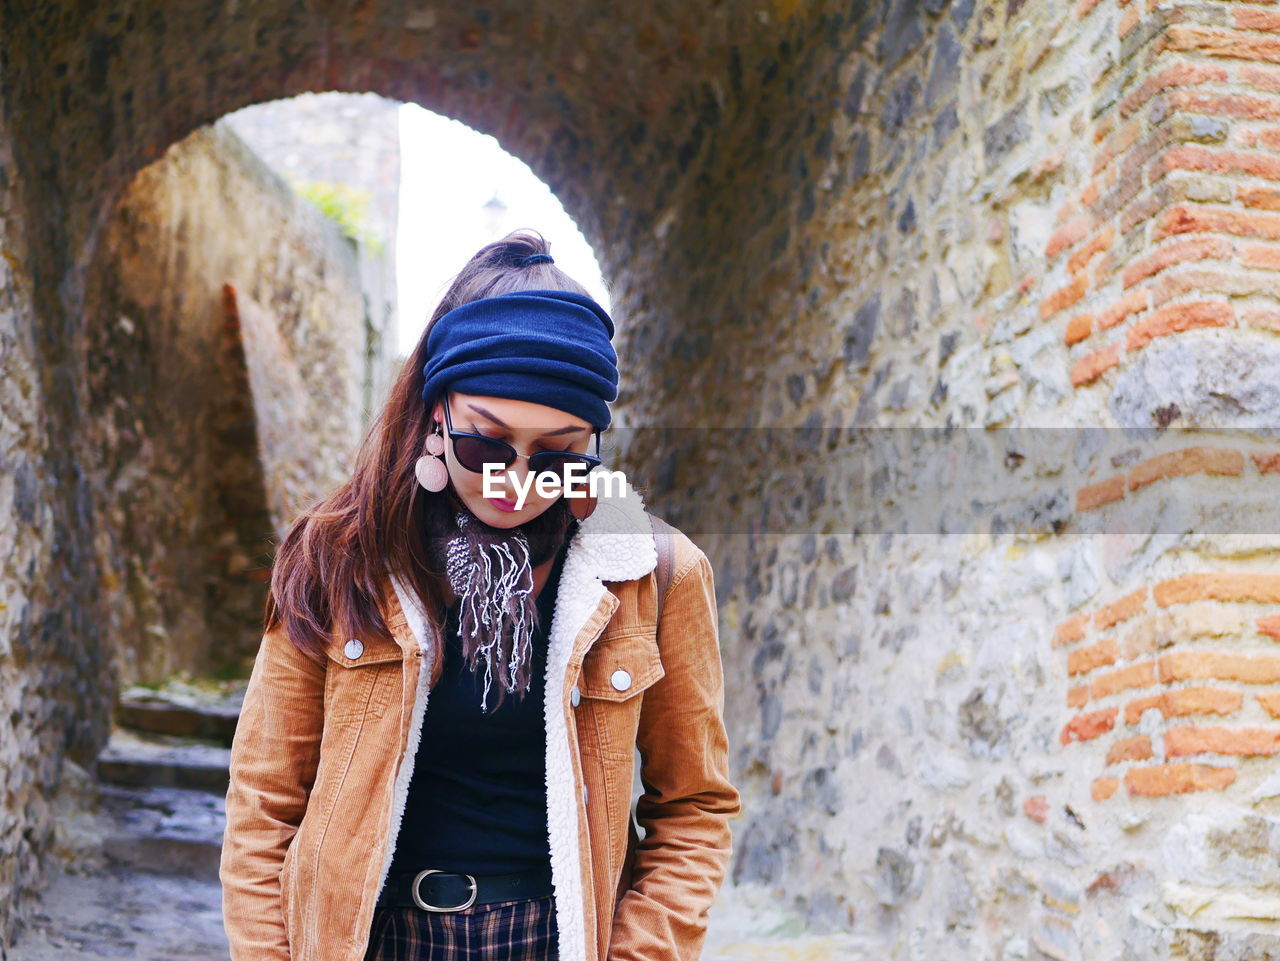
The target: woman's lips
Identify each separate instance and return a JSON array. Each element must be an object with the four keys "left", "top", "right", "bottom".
[{"left": 491, "top": 496, "right": 519, "bottom": 512}]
